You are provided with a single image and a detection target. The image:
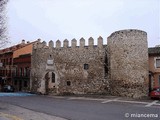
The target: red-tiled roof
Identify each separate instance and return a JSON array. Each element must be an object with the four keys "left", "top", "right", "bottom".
[{"left": 0, "top": 40, "right": 38, "bottom": 55}]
